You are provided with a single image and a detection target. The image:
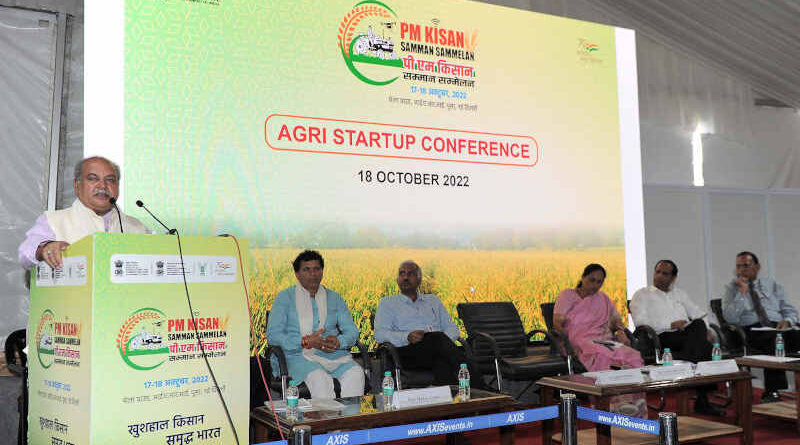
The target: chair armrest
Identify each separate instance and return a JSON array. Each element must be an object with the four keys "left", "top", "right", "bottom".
[
  {"left": 622, "top": 327, "right": 633, "bottom": 339},
  {"left": 708, "top": 323, "right": 724, "bottom": 346},
  {"left": 721, "top": 322, "right": 749, "bottom": 352},
  {"left": 469, "top": 330, "right": 504, "bottom": 360},
  {"left": 547, "top": 329, "right": 576, "bottom": 358},
  {"left": 632, "top": 324, "right": 661, "bottom": 353},
  {"left": 459, "top": 336, "right": 474, "bottom": 358},
  {"left": 353, "top": 341, "right": 370, "bottom": 372},
  {"left": 267, "top": 345, "right": 289, "bottom": 377},
  {"left": 526, "top": 328, "right": 554, "bottom": 342},
  {"left": 527, "top": 328, "right": 558, "bottom": 354},
  {"left": 376, "top": 341, "right": 403, "bottom": 372}
]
